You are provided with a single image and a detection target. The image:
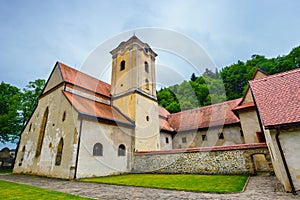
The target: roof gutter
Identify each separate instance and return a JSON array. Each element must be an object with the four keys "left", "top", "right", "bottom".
[{"left": 275, "top": 127, "right": 296, "bottom": 195}]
